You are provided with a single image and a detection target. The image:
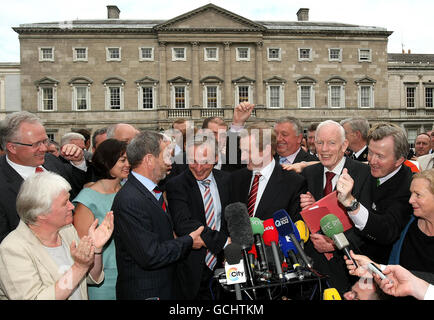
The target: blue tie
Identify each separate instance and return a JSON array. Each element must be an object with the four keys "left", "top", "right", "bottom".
[{"left": 279, "top": 157, "right": 289, "bottom": 165}]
